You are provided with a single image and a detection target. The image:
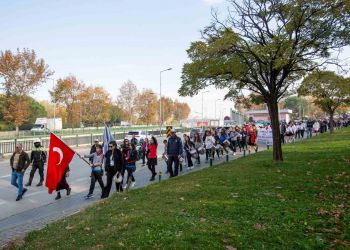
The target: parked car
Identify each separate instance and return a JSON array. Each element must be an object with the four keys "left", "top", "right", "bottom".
[{"left": 125, "top": 131, "right": 149, "bottom": 142}]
